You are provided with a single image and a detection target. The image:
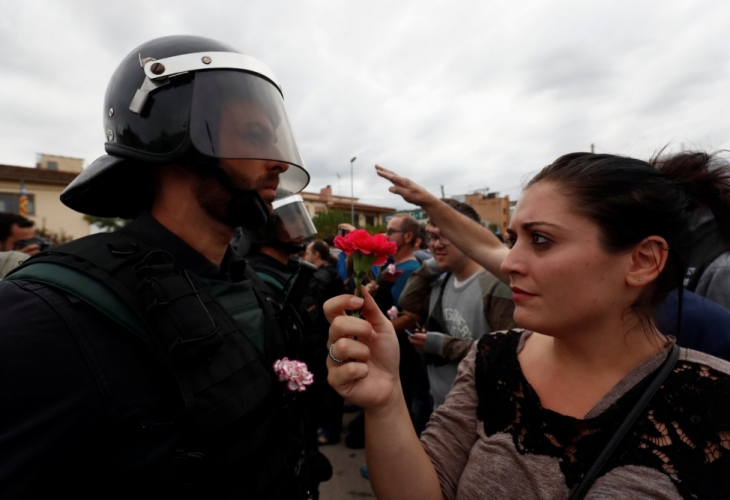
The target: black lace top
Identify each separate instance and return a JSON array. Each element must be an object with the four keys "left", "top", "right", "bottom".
[{"left": 474, "top": 330, "right": 730, "bottom": 499}]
